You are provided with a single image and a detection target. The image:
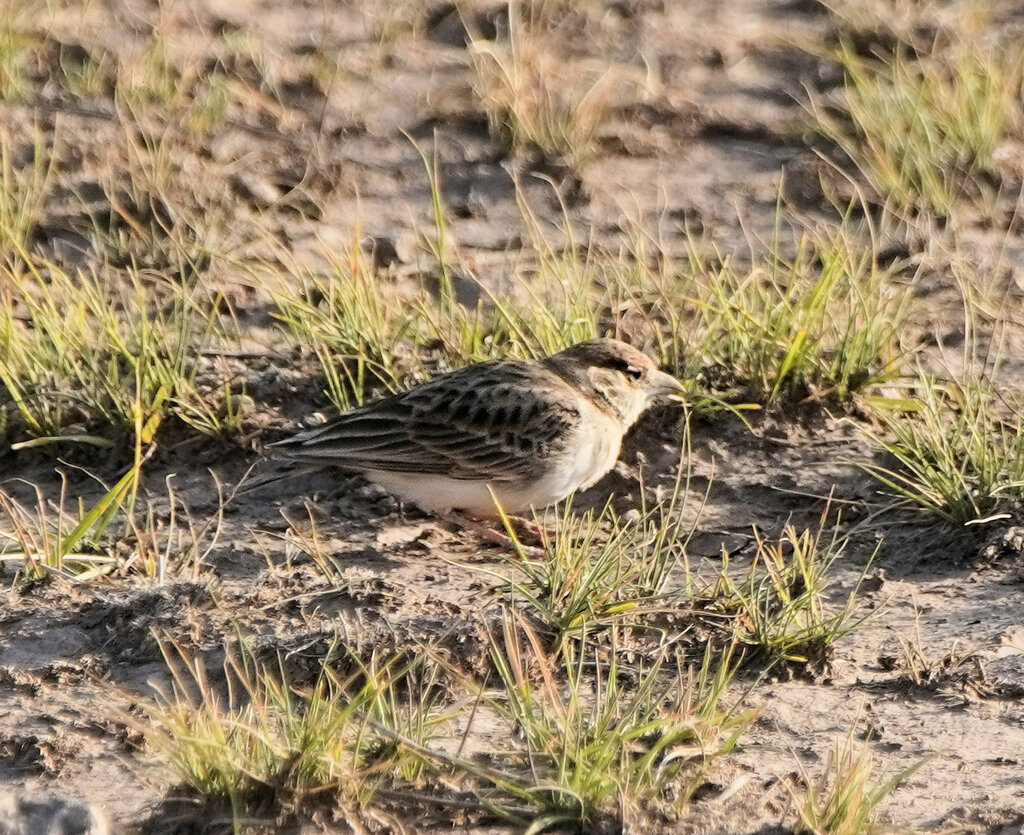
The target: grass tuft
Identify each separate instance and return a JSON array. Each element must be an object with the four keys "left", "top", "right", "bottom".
[
  {"left": 0, "top": 468, "right": 226, "bottom": 583},
  {"left": 486, "top": 458, "right": 694, "bottom": 641},
  {"left": 791, "top": 730, "right": 921, "bottom": 835},
  {"left": 482, "top": 615, "right": 752, "bottom": 831},
  {"left": 702, "top": 519, "right": 875, "bottom": 672},
  {"left": 267, "top": 247, "right": 415, "bottom": 411},
  {"left": 684, "top": 218, "right": 914, "bottom": 405},
  {"left": 468, "top": 6, "right": 619, "bottom": 170},
  {"left": 140, "top": 639, "right": 452, "bottom": 810},
  {"left": 0, "top": 263, "right": 243, "bottom": 448},
  {"left": 0, "top": 129, "right": 53, "bottom": 265},
  {"left": 0, "top": 1, "right": 36, "bottom": 103},
  {"left": 0, "top": 469, "right": 137, "bottom": 582},
  {"left": 861, "top": 376, "right": 1024, "bottom": 526},
  {"left": 818, "top": 40, "right": 1022, "bottom": 217}
]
